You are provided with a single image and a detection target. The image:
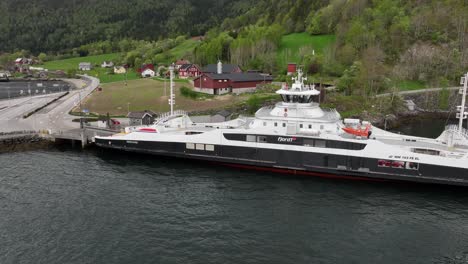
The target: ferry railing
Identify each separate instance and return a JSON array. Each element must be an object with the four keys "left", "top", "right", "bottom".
[
  {"left": 154, "top": 110, "right": 188, "bottom": 125},
  {"left": 445, "top": 124, "right": 468, "bottom": 139}
]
